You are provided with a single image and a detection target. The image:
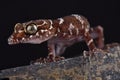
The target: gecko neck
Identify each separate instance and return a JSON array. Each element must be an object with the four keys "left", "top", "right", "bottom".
[{"left": 51, "top": 19, "right": 61, "bottom": 37}]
